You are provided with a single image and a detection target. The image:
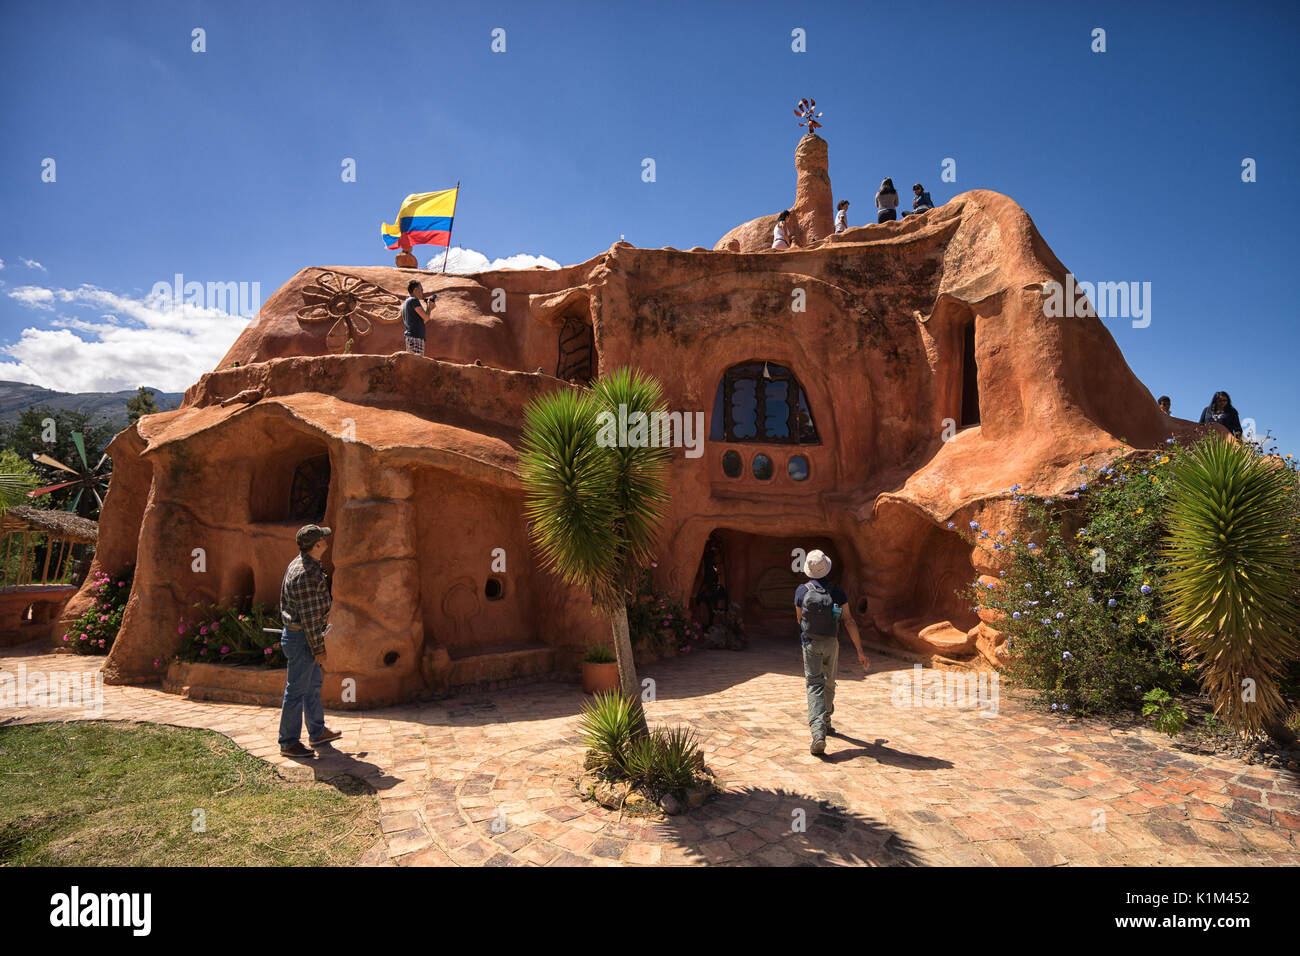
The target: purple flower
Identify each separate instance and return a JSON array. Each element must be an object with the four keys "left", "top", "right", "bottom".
[
  {"left": 1140, "top": 584, "right": 1152, "bottom": 595},
  {"left": 1056, "top": 612, "right": 1064, "bottom": 619},
  {"left": 1051, "top": 703, "right": 1059, "bottom": 711},
  {"left": 1027, "top": 543, "right": 1037, "bottom": 550},
  {"left": 969, "top": 521, "right": 980, "bottom": 530},
  {"left": 1079, "top": 483, "right": 1087, "bottom": 491},
  {"left": 947, "top": 521, "right": 955, "bottom": 529},
  {"left": 1012, "top": 611, "right": 1022, "bottom": 620},
  {"left": 1107, "top": 598, "right": 1117, "bottom": 607}
]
